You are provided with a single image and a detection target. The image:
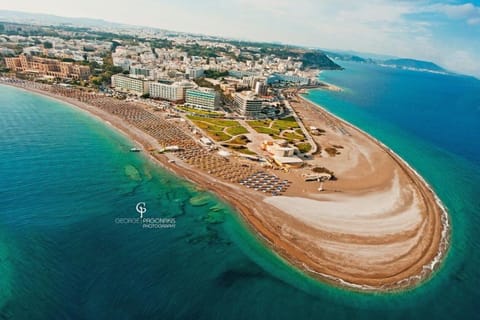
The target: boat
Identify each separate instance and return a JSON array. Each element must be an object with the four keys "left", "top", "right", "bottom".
[{"left": 130, "top": 147, "right": 141, "bottom": 152}]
